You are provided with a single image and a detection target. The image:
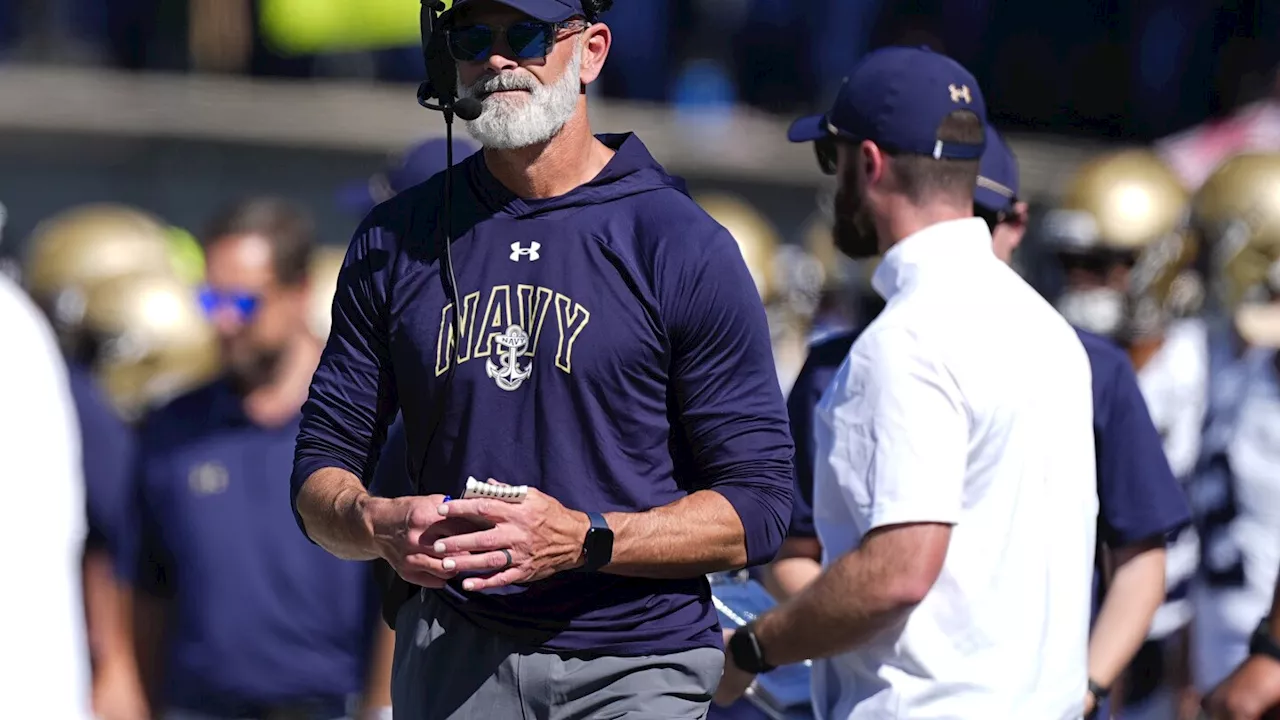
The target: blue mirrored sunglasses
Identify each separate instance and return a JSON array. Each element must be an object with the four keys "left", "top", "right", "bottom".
[
  {"left": 446, "top": 19, "right": 586, "bottom": 63},
  {"left": 197, "top": 286, "right": 261, "bottom": 322}
]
